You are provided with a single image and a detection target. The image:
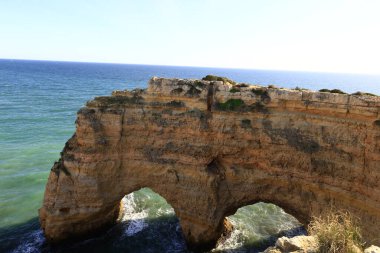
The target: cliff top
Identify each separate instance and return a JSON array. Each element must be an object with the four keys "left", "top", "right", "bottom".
[
  {"left": 111, "top": 76, "right": 380, "bottom": 105},
  {"left": 86, "top": 76, "right": 380, "bottom": 120}
]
